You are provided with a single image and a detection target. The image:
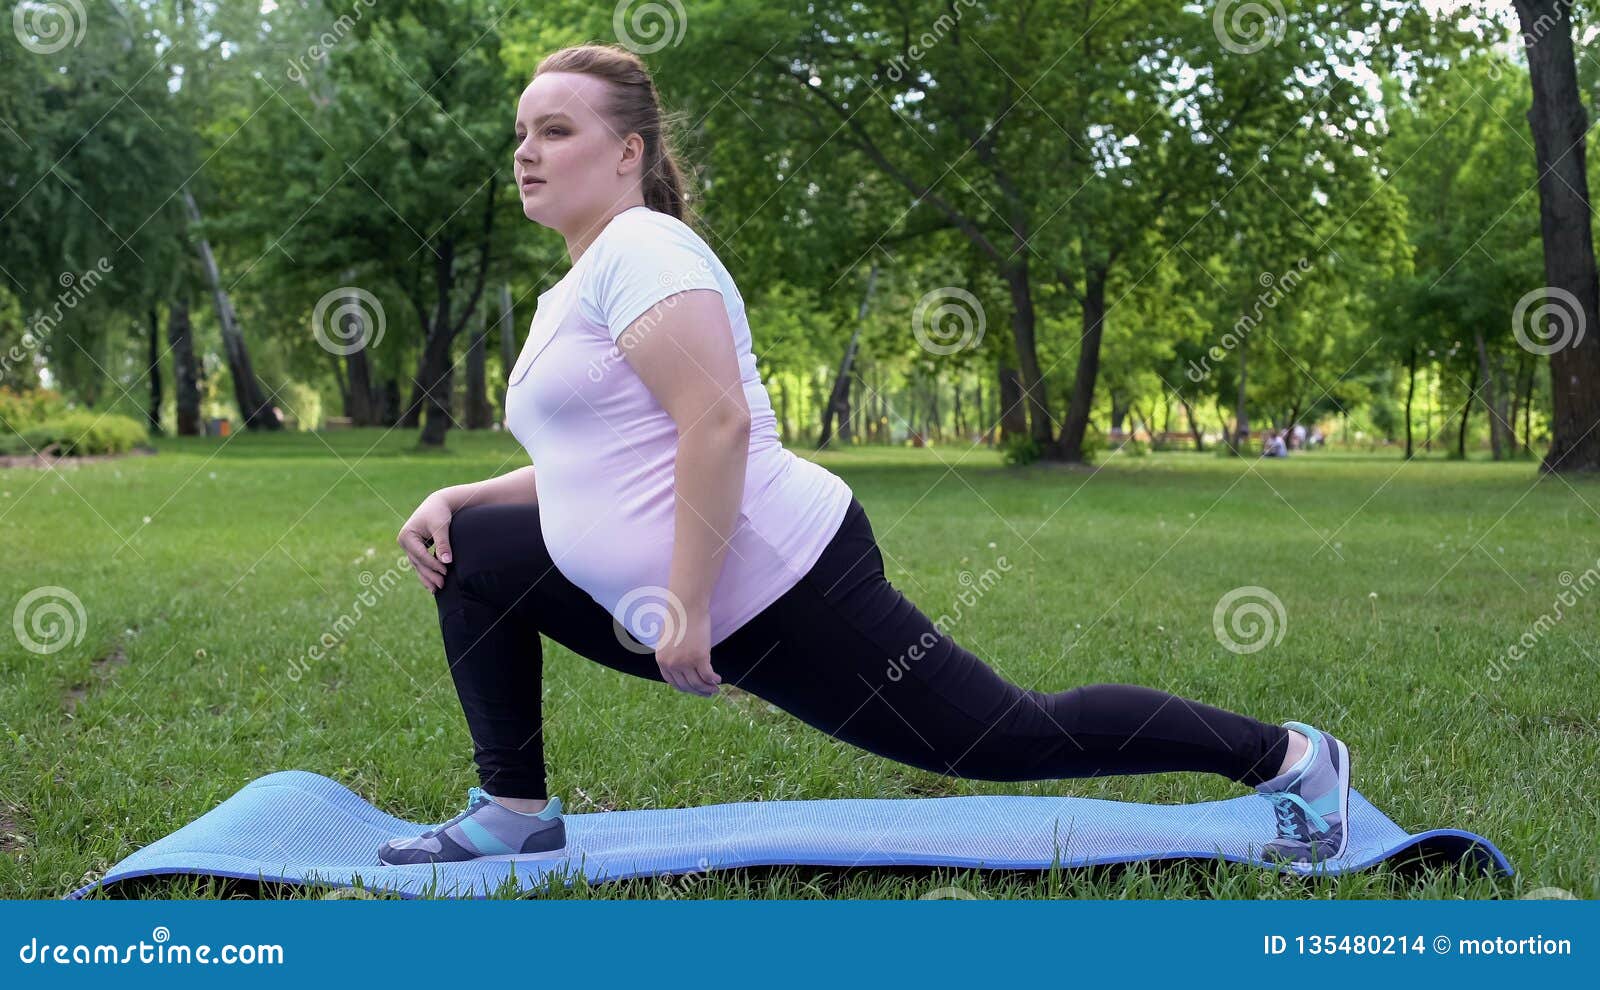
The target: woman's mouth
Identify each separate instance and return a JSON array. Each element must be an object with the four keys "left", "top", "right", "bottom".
[{"left": 520, "top": 177, "right": 546, "bottom": 191}]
